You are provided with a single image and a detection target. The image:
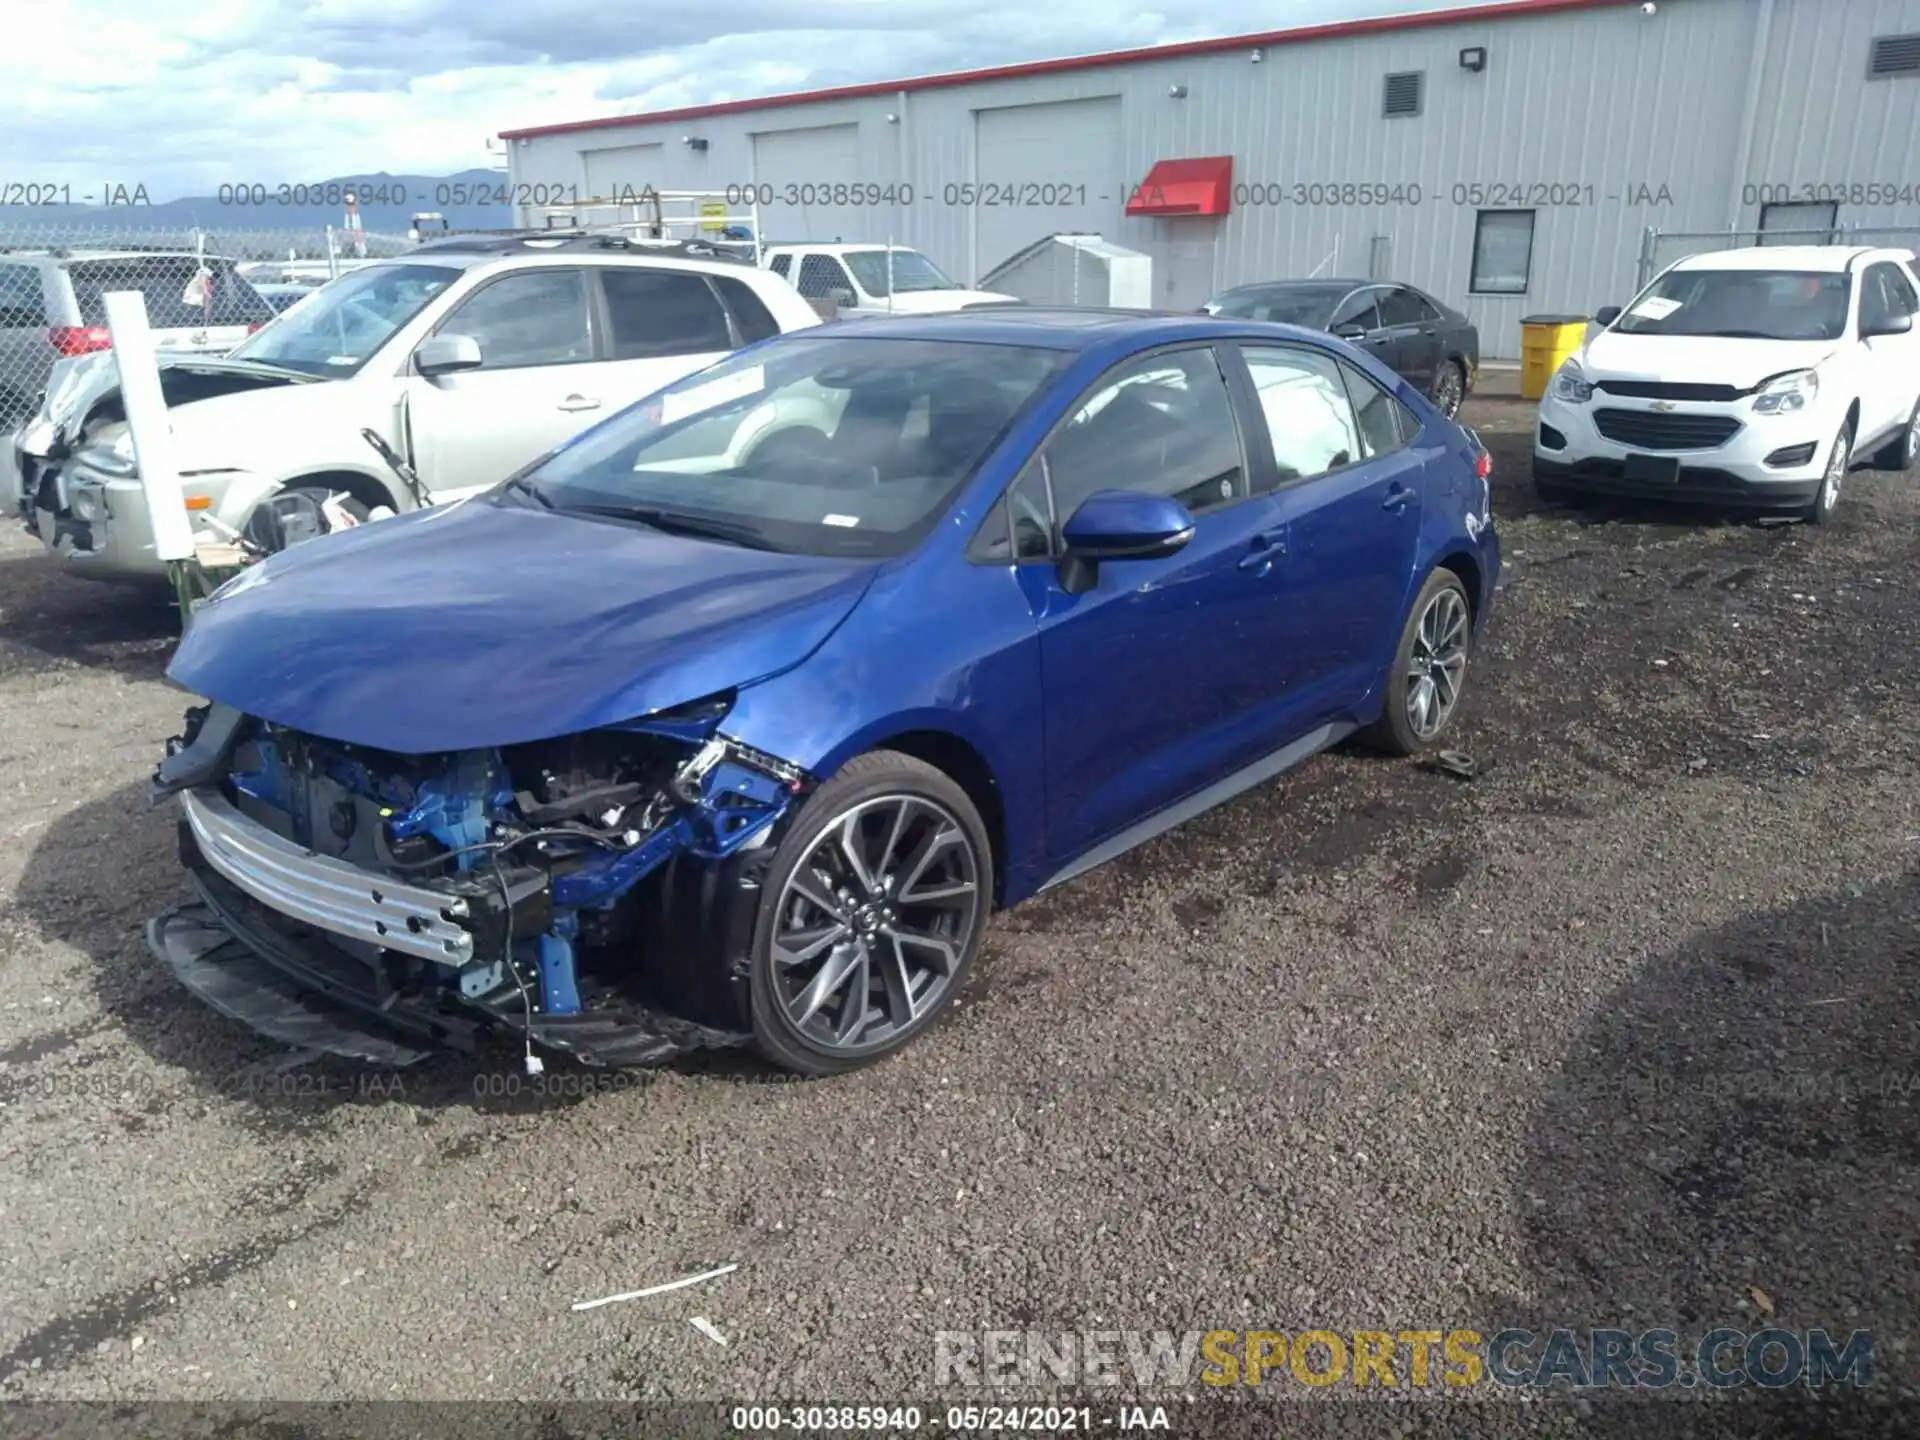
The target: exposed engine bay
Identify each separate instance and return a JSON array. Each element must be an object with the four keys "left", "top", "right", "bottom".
[{"left": 147, "top": 695, "right": 812, "bottom": 1067}]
